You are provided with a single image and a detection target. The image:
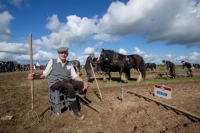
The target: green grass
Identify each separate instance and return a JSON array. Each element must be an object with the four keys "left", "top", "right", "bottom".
[
  {"left": 89, "top": 66, "right": 200, "bottom": 89},
  {"left": 24, "top": 67, "right": 200, "bottom": 89},
  {"left": 89, "top": 76, "right": 200, "bottom": 89}
]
